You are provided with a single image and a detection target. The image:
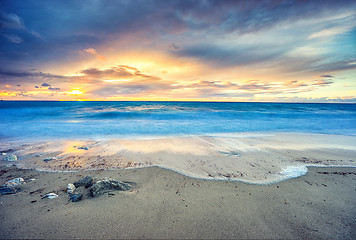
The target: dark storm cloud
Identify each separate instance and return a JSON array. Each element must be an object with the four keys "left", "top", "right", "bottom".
[
  {"left": 39, "top": 83, "right": 60, "bottom": 91},
  {"left": 48, "top": 87, "right": 60, "bottom": 91},
  {"left": 320, "top": 75, "right": 334, "bottom": 78},
  {"left": 3, "top": 0, "right": 351, "bottom": 35},
  {"left": 0, "top": 69, "right": 71, "bottom": 86},
  {"left": 1, "top": 0, "right": 355, "bottom": 69},
  {"left": 176, "top": 42, "right": 290, "bottom": 66},
  {"left": 0, "top": 69, "right": 67, "bottom": 79}
]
